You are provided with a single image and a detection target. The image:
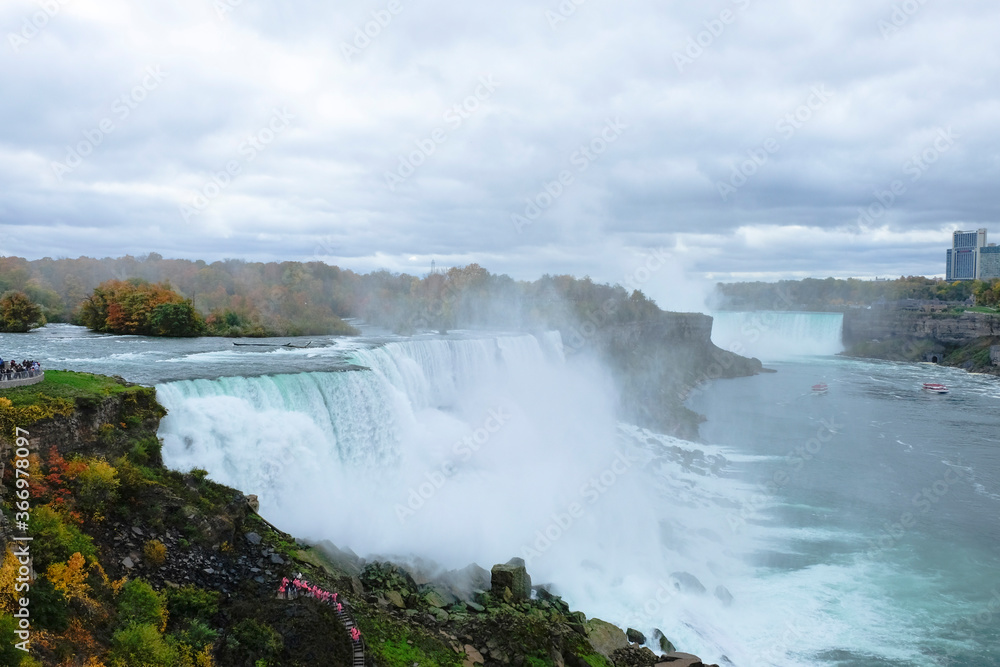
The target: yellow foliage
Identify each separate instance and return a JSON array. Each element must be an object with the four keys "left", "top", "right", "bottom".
[
  {"left": 110, "top": 575, "right": 128, "bottom": 596},
  {"left": 83, "top": 658, "right": 108, "bottom": 667},
  {"left": 0, "top": 549, "right": 22, "bottom": 613},
  {"left": 0, "top": 397, "right": 10, "bottom": 409},
  {"left": 194, "top": 645, "right": 215, "bottom": 667},
  {"left": 46, "top": 552, "right": 90, "bottom": 601},
  {"left": 144, "top": 539, "right": 167, "bottom": 567},
  {"left": 176, "top": 644, "right": 216, "bottom": 667}
]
